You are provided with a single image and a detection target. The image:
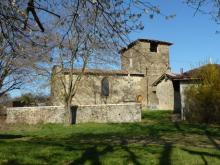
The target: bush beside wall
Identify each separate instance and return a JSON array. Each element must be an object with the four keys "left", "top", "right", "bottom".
[{"left": 184, "top": 64, "right": 220, "bottom": 123}]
